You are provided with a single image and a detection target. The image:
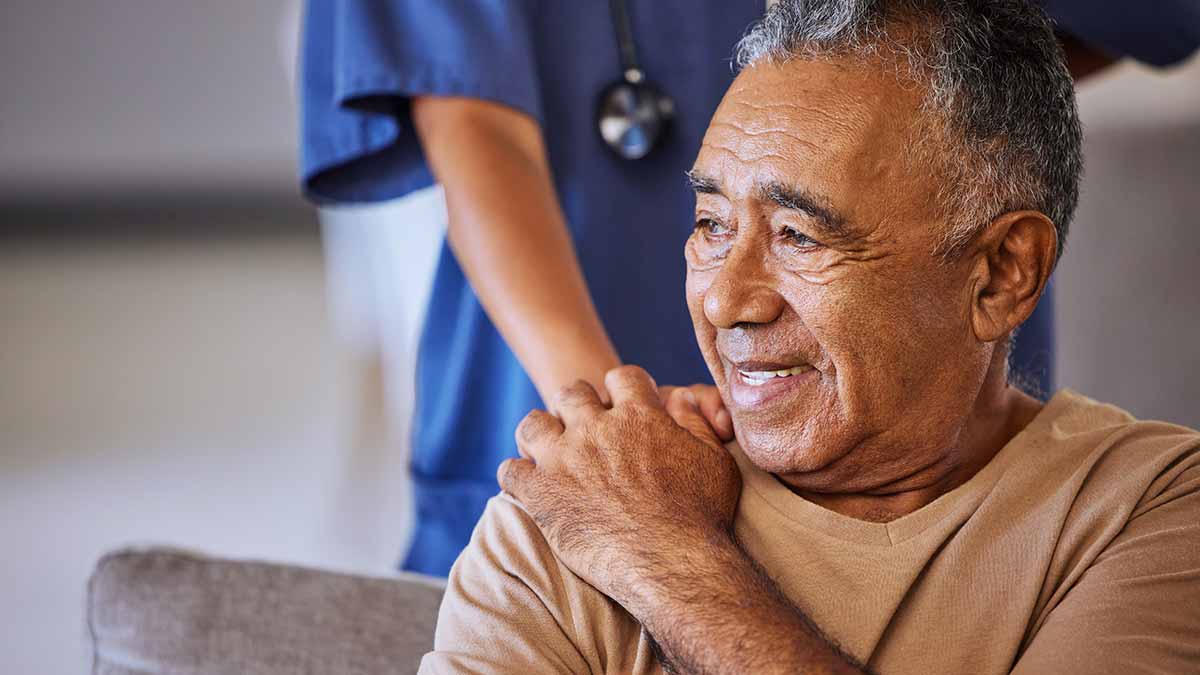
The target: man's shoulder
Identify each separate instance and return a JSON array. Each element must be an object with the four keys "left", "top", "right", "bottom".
[
  {"left": 463, "top": 493, "right": 631, "bottom": 611},
  {"left": 433, "top": 494, "right": 655, "bottom": 673},
  {"left": 1027, "top": 390, "right": 1199, "bottom": 482},
  {"left": 980, "top": 390, "right": 1200, "bottom": 563},
  {"left": 1050, "top": 387, "right": 1195, "bottom": 452},
  {"left": 1041, "top": 389, "right": 1191, "bottom": 433},
  {"left": 463, "top": 493, "right": 561, "bottom": 581},
  {"left": 1016, "top": 389, "right": 1200, "bottom": 550},
  {"left": 1008, "top": 393, "right": 1200, "bottom": 671}
]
